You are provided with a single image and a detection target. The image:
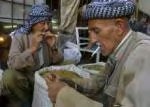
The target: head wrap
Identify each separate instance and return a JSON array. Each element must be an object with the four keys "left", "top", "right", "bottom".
[
  {"left": 82, "top": 0, "right": 135, "bottom": 20},
  {"left": 17, "top": 4, "right": 51, "bottom": 34}
]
